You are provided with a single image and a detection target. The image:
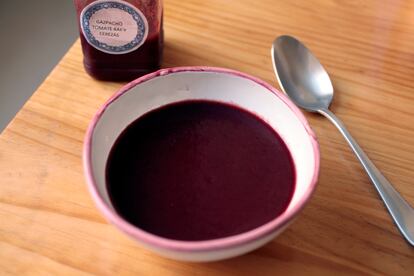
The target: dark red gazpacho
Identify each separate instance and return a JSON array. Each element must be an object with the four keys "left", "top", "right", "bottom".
[{"left": 106, "top": 100, "right": 295, "bottom": 241}]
